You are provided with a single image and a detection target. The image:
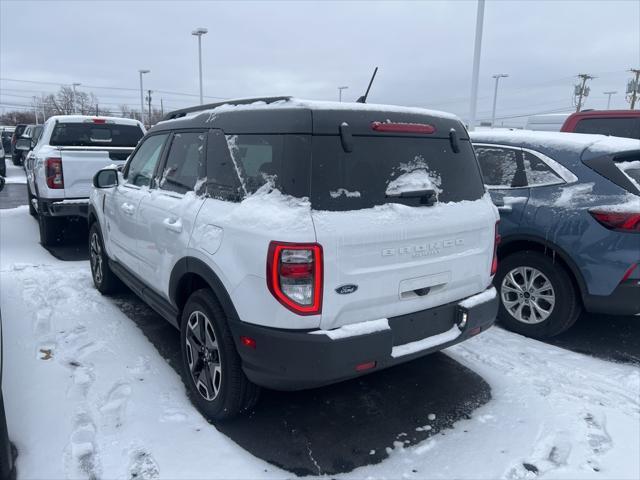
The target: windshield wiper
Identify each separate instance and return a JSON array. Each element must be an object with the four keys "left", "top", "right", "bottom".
[{"left": 386, "top": 189, "right": 437, "bottom": 206}]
